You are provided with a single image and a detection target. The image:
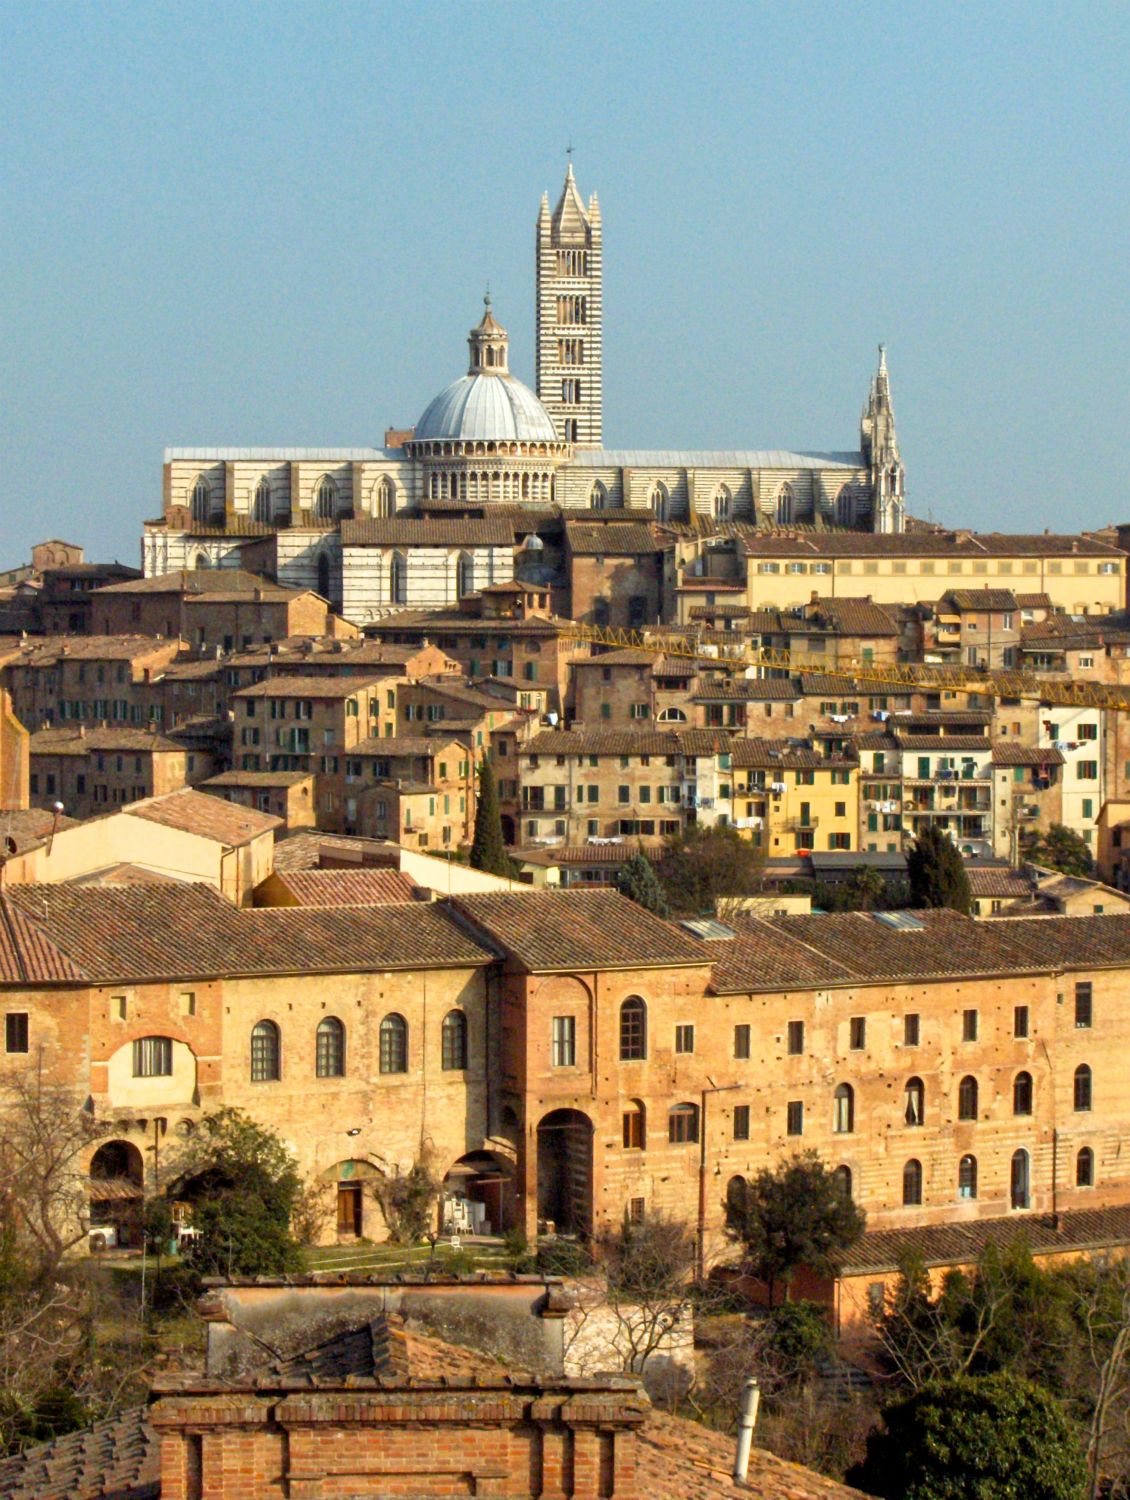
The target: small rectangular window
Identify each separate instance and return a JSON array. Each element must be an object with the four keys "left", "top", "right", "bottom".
[
  {"left": 628, "top": 1196, "right": 646, "bottom": 1224},
  {"left": 962, "top": 1008, "right": 979, "bottom": 1042},
  {"left": 179, "top": 991, "right": 196, "bottom": 1018},
  {"left": 675, "top": 1024, "right": 695, "bottom": 1054},
  {"left": 1014, "top": 1005, "right": 1030, "bottom": 1039},
  {"left": 786, "top": 1101, "right": 804, "bottom": 1136},
  {"left": 904, "top": 1013, "right": 920, "bottom": 1047},
  {"left": 849, "top": 1016, "right": 866, "bottom": 1051},
  {"left": 733, "top": 1024, "right": 751, "bottom": 1059},
  {"left": 1075, "top": 982, "right": 1093, "bottom": 1028},
  {"left": 551, "top": 1015, "right": 576, "bottom": 1068},
  {"left": 787, "top": 1020, "right": 804, "bottom": 1055},
  {"left": 733, "top": 1104, "right": 751, "bottom": 1141},
  {"left": 5, "top": 1013, "right": 29, "bottom": 1054}
]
